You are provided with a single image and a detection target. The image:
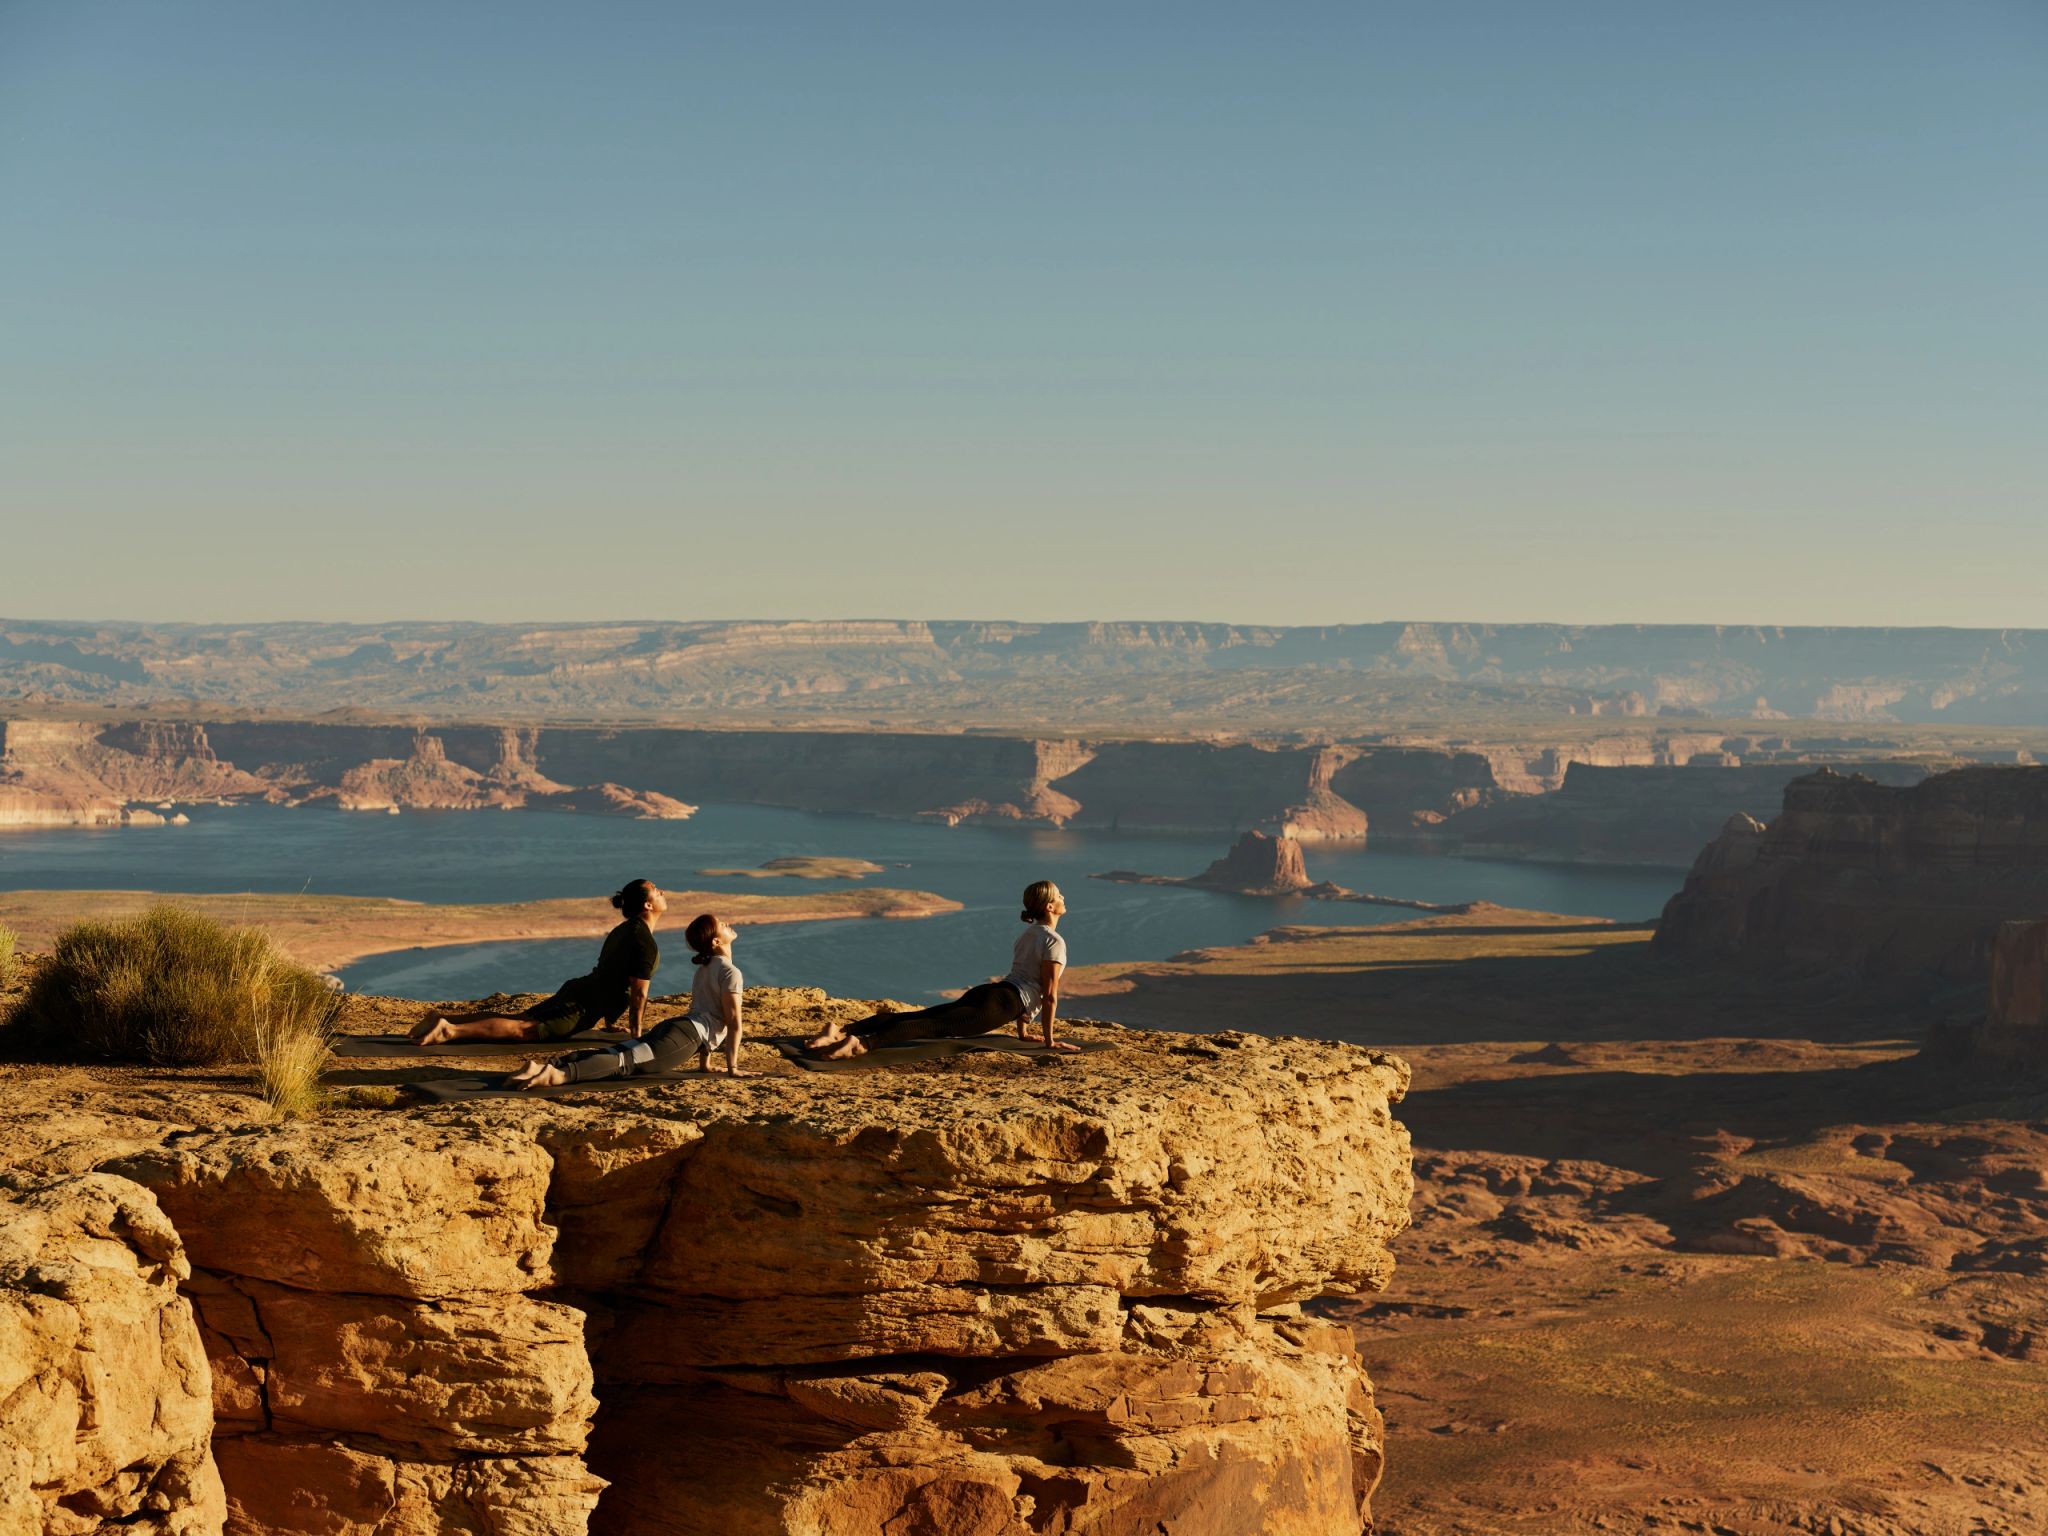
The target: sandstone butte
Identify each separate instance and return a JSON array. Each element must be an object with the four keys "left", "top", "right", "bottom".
[
  {"left": 1095, "top": 830, "right": 1313, "bottom": 898},
  {"left": 1189, "top": 831, "right": 1313, "bottom": 896},
  {"left": 0, "top": 1016, "right": 1414, "bottom": 1536}
]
